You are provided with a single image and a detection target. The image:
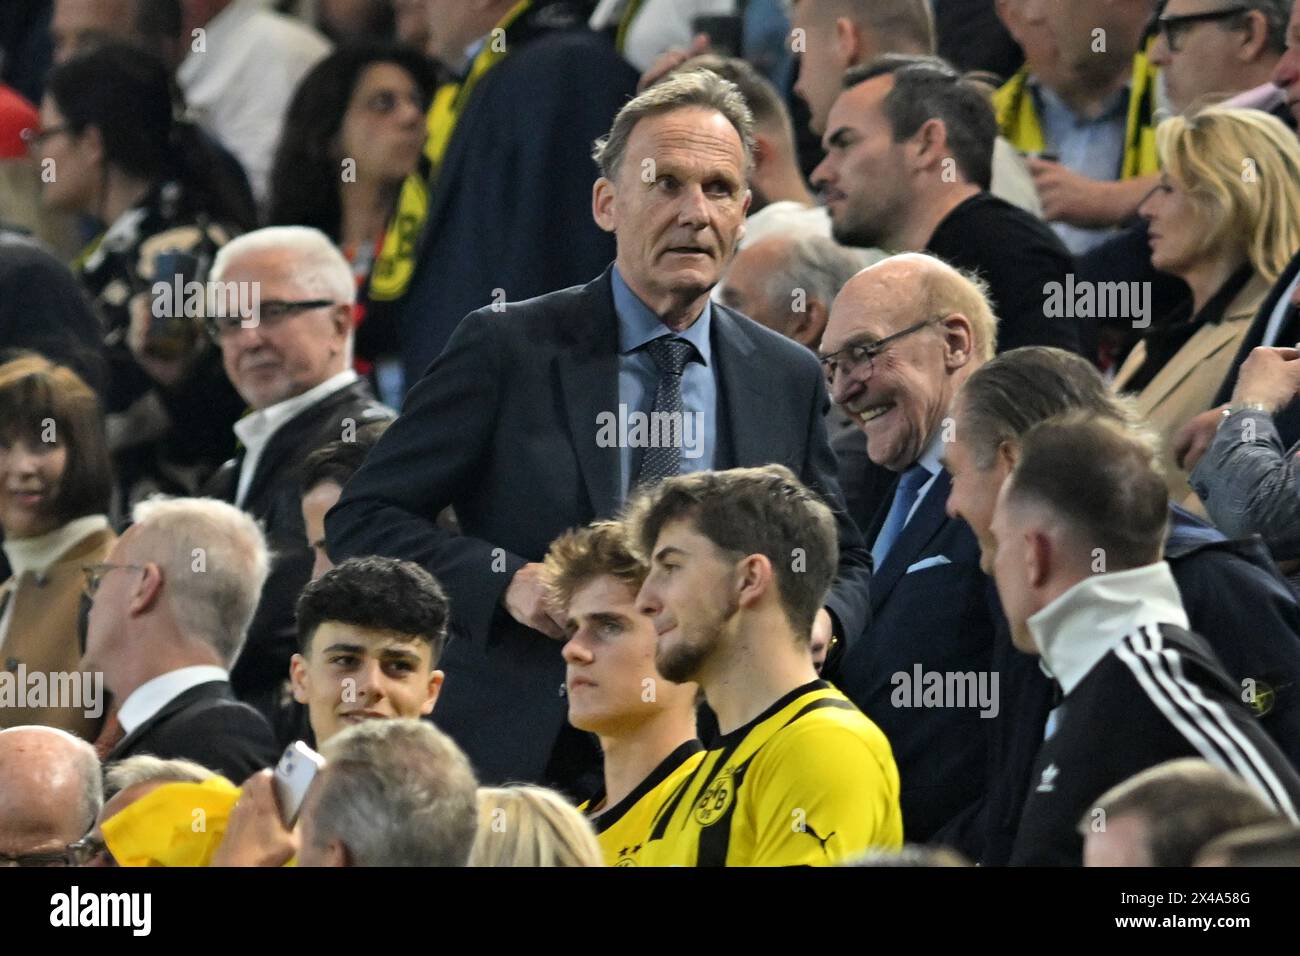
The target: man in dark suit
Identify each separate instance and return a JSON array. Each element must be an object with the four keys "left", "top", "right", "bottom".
[
  {"left": 818, "top": 252, "right": 999, "bottom": 842},
  {"left": 328, "top": 69, "right": 871, "bottom": 794},
  {"left": 386, "top": 0, "right": 639, "bottom": 386},
  {"left": 80, "top": 497, "right": 279, "bottom": 784},
  {"left": 201, "top": 226, "right": 393, "bottom": 733}
]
